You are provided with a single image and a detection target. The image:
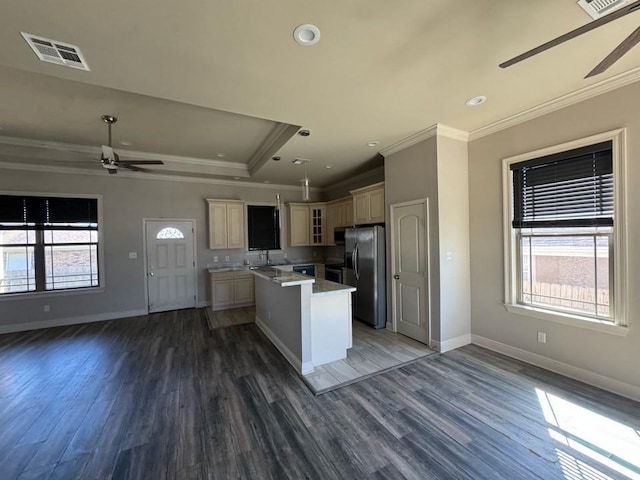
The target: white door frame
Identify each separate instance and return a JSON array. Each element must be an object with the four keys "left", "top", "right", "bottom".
[
  {"left": 389, "top": 198, "right": 431, "bottom": 342},
  {"left": 142, "top": 218, "right": 198, "bottom": 312}
]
